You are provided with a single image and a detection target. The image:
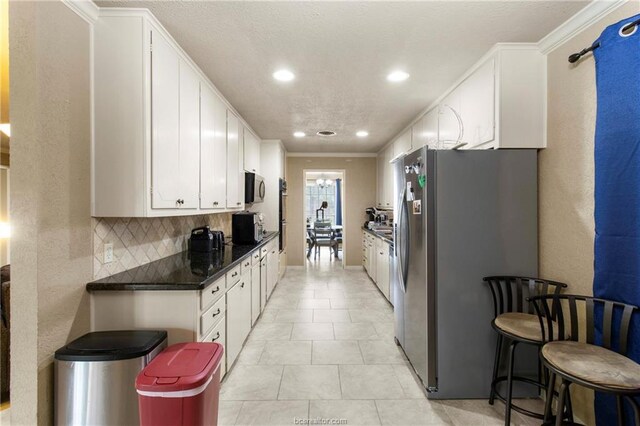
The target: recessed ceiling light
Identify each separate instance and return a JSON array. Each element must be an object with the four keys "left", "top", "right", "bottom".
[
  {"left": 273, "top": 69, "right": 295, "bottom": 82},
  {"left": 293, "top": 131, "right": 305, "bottom": 137},
  {"left": 356, "top": 130, "right": 369, "bottom": 137},
  {"left": 317, "top": 131, "right": 336, "bottom": 137},
  {"left": 387, "top": 70, "right": 410, "bottom": 82}
]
